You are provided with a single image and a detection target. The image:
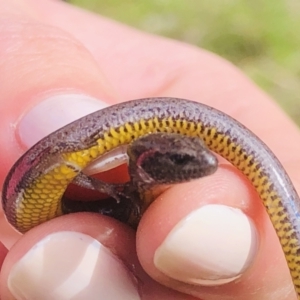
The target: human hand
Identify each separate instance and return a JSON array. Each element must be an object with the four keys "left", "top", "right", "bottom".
[{"left": 0, "top": 0, "right": 299, "bottom": 299}]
